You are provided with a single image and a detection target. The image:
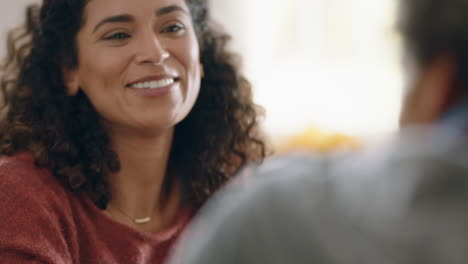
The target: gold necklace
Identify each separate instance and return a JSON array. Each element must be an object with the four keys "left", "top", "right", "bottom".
[{"left": 110, "top": 204, "right": 152, "bottom": 224}]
